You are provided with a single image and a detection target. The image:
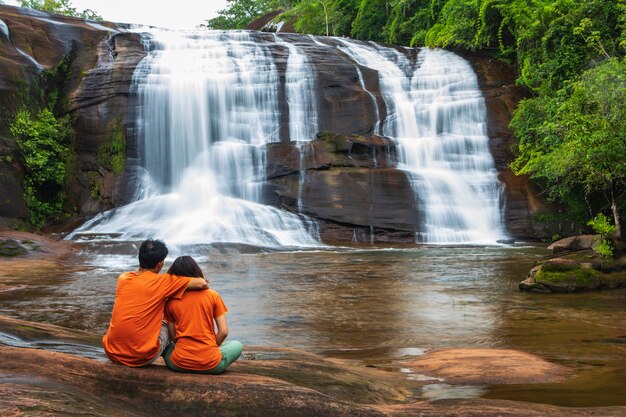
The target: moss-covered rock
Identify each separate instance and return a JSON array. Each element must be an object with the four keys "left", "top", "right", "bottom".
[
  {"left": 533, "top": 261, "right": 602, "bottom": 292},
  {"left": 0, "top": 239, "right": 28, "bottom": 257},
  {"left": 519, "top": 243, "right": 626, "bottom": 293}
]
